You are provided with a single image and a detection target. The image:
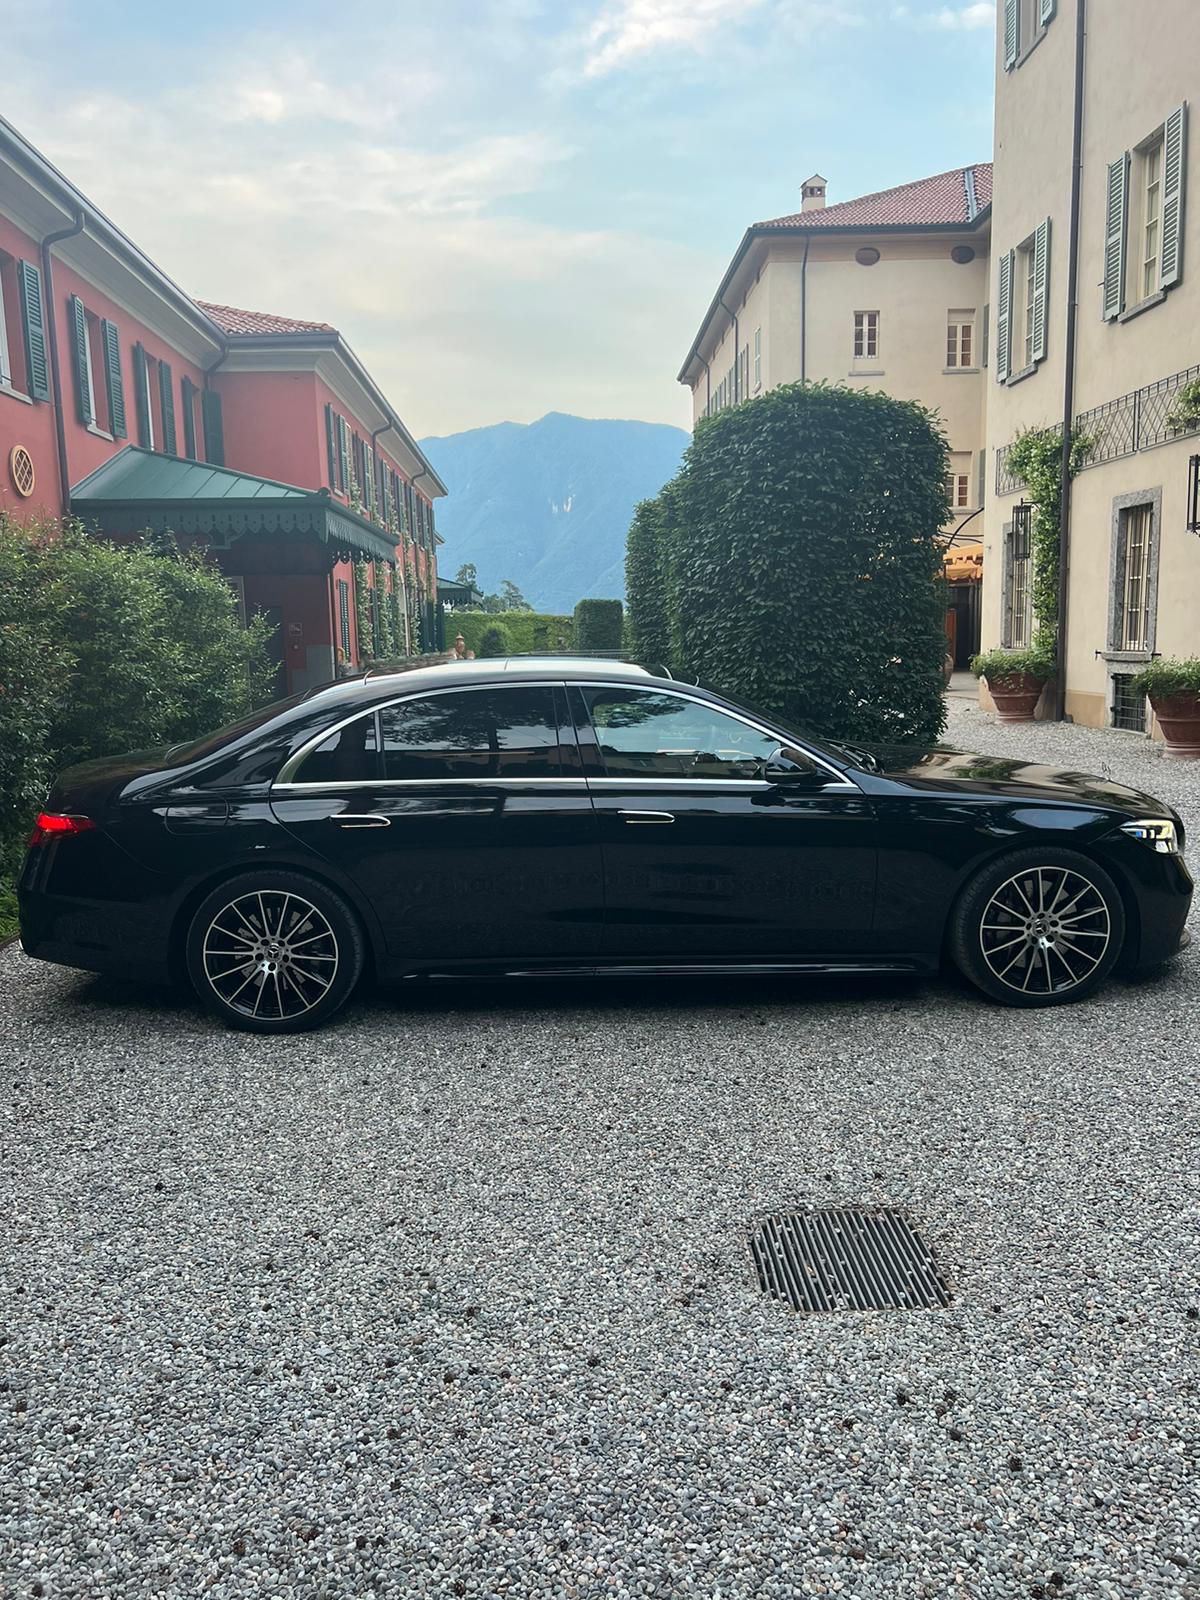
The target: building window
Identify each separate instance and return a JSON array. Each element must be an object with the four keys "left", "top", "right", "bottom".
[
  {"left": 1117, "top": 502, "right": 1154, "bottom": 652},
  {"left": 853, "top": 310, "right": 879, "bottom": 361},
  {"left": 0, "top": 260, "right": 16, "bottom": 388},
  {"left": 947, "top": 473, "right": 971, "bottom": 510},
  {"left": 337, "top": 579, "right": 352, "bottom": 660},
  {"left": 753, "top": 326, "right": 761, "bottom": 390},
  {"left": 1105, "top": 106, "right": 1187, "bottom": 319},
  {"left": 1003, "top": 511, "right": 1033, "bottom": 649},
  {"left": 1020, "top": 240, "right": 1037, "bottom": 368},
  {"left": 1111, "top": 675, "right": 1147, "bottom": 733},
  {"left": 946, "top": 312, "right": 974, "bottom": 368},
  {"left": 997, "top": 219, "right": 1049, "bottom": 381},
  {"left": 1004, "top": 0, "right": 1055, "bottom": 70}
]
